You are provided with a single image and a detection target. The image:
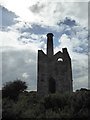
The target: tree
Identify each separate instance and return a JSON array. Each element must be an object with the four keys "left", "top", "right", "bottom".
[{"left": 2, "top": 79, "right": 27, "bottom": 100}]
